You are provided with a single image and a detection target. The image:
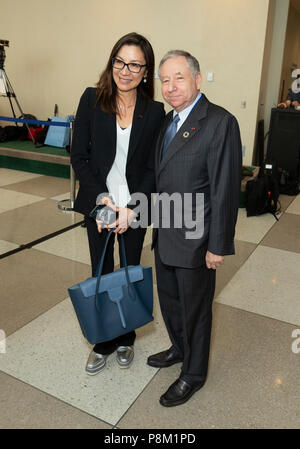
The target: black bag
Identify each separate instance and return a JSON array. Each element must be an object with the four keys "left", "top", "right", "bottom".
[
  {"left": 278, "top": 169, "right": 300, "bottom": 196},
  {"left": 0, "top": 125, "right": 24, "bottom": 142},
  {"left": 0, "top": 126, "right": 5, "bottom": 142},
  {"left": 245, "top": 161, "right": 281, "bottom": 220}
]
